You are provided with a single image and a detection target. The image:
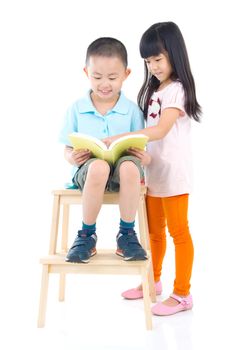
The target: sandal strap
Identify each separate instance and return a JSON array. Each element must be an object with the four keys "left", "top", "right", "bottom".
[{"left": 170, "top": 293, "right": 191, "bottom": 305}]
